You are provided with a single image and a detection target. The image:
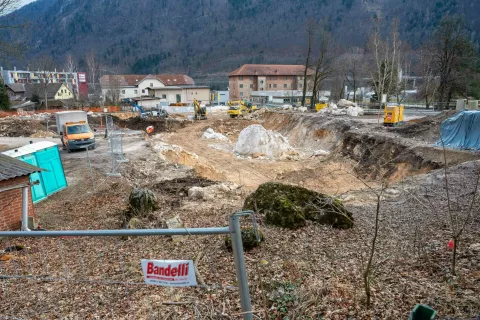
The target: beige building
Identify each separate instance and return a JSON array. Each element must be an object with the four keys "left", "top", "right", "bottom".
[
  {"left": 229, "top": 64, "right": 313, "bottom": 100},
  {"left": 99, "top": 74, "right": 196, "bottom": 101},
  {"left": 147, "top": 86, "right": 211, "bottom": 104}
]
